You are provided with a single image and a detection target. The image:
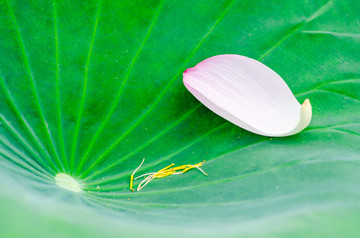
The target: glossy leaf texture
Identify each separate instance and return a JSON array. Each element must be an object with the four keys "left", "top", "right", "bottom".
[{"left": 0, "top": 0, "right": 360, "bottom": 237}]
